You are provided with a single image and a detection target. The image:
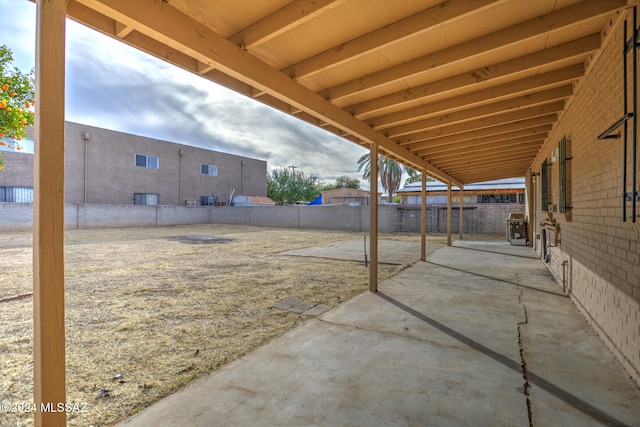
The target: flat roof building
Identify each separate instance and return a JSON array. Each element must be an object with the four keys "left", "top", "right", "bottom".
[{"left": 0, "top": 122, "right": 267, "bottom": 206}]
